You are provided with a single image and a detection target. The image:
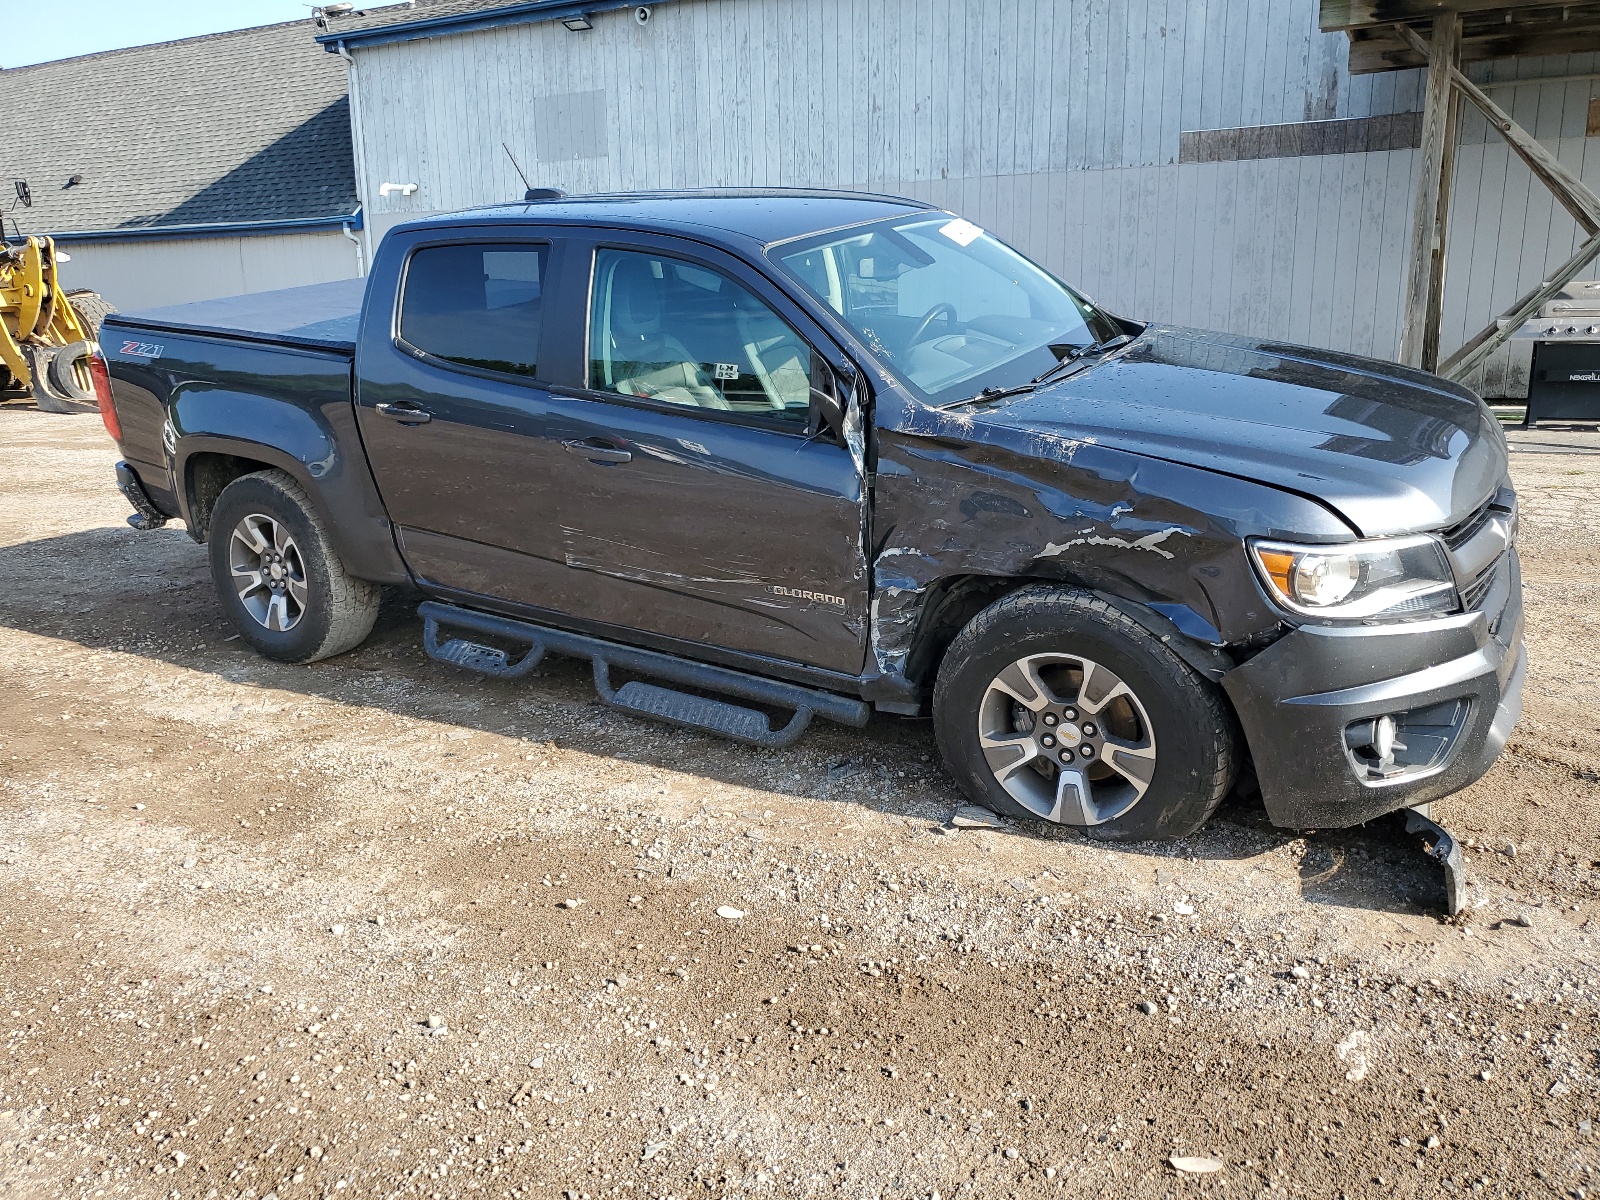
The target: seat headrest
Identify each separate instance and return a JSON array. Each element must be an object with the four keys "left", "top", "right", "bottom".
[{"left": 609, "top": 256, "right": 665, "bottom": 338}]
